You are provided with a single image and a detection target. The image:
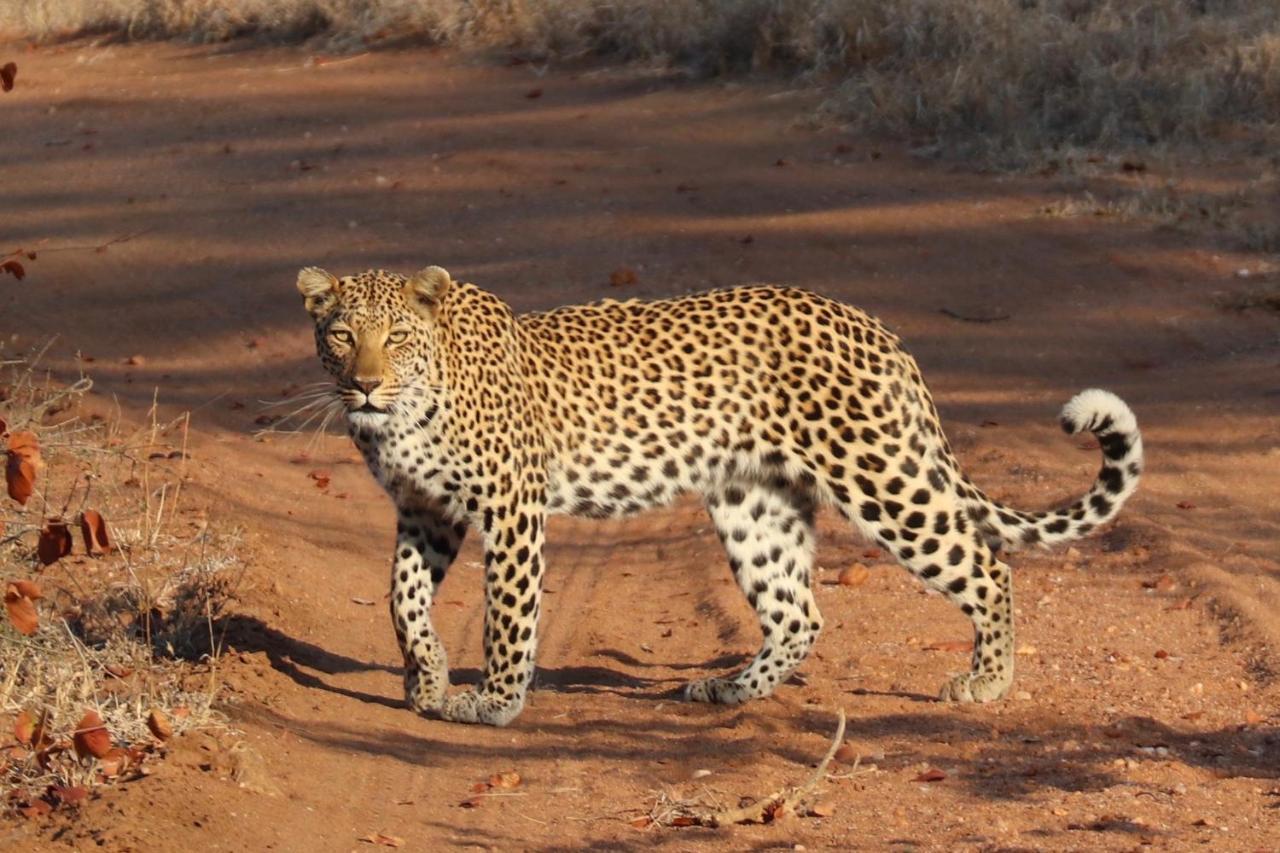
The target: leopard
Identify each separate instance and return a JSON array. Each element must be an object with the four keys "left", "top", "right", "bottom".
[{"left": 295, "top": 264, "right": 1143, "bottom": 727}]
